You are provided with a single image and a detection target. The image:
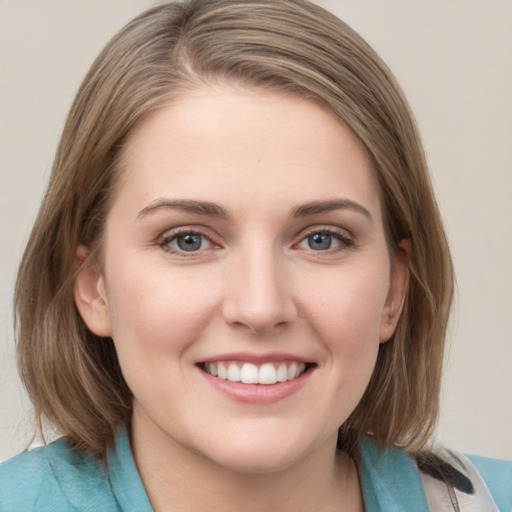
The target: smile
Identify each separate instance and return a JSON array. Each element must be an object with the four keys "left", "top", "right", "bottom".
[{"left": 201, "top": 361, "right": 309, "bottom": 385}]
